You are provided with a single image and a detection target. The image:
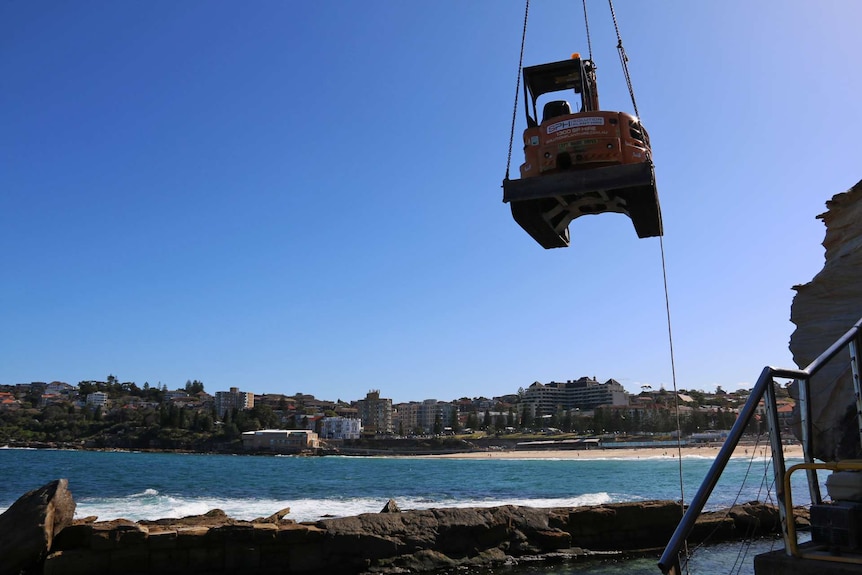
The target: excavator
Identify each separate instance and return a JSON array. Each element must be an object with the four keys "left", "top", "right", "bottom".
[{"left": 502, "top": 53, "right": 662, "bottom": 249}]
